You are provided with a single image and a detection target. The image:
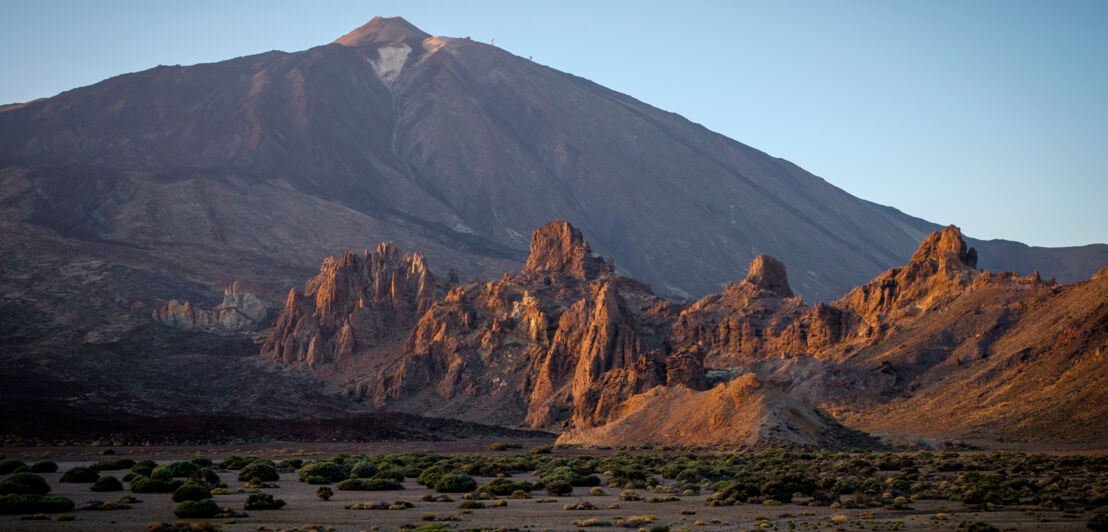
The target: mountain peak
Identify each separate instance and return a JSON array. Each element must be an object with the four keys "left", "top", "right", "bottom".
[{"left": 334, "top": 16, "right": 430, "bottom": 47}]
